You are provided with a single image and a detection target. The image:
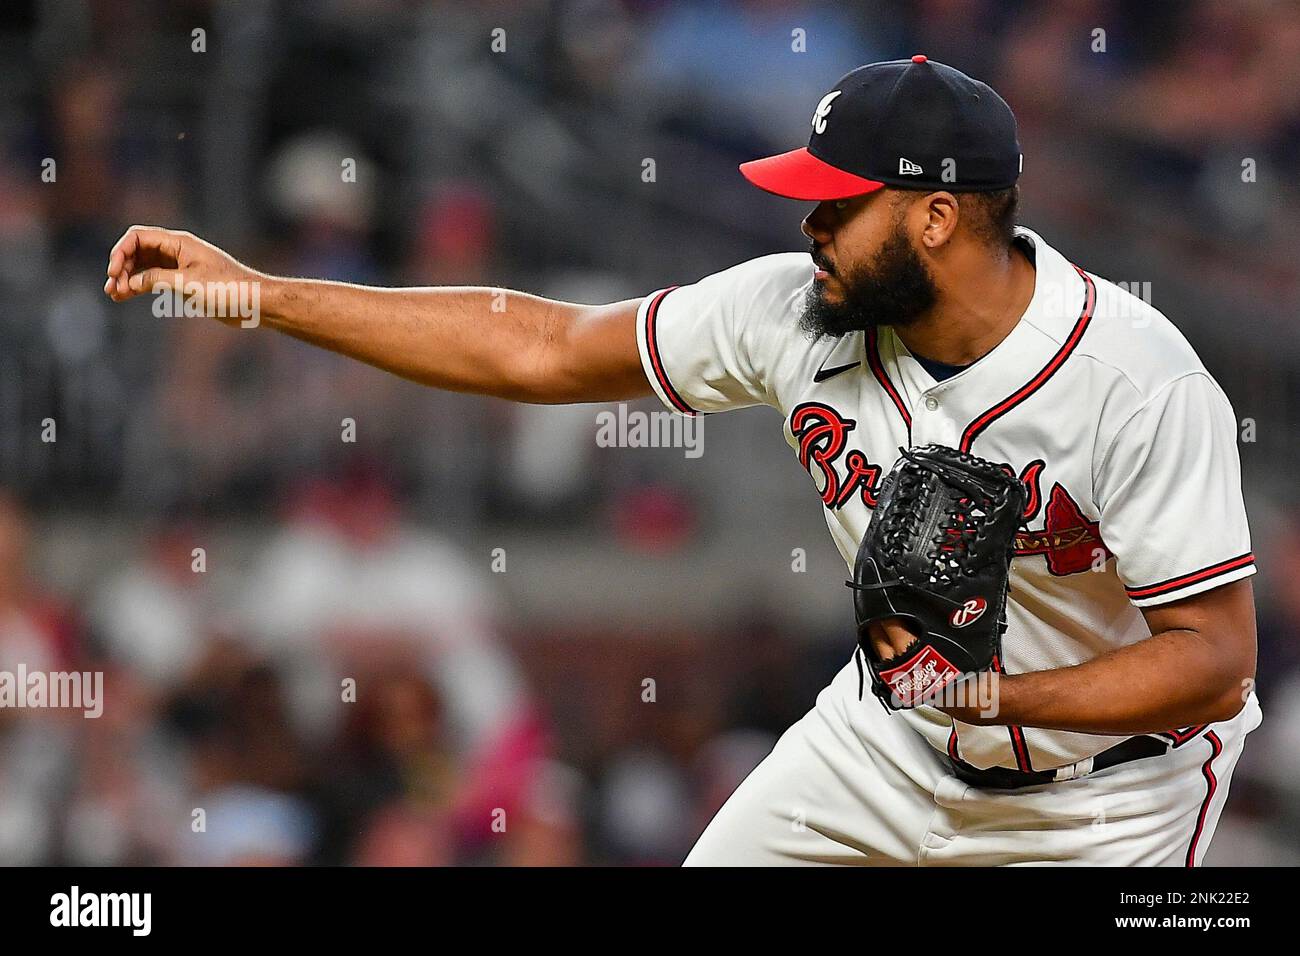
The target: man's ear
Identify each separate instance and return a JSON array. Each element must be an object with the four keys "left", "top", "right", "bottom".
[{"left": 917, "top": 191, "right": 959, "bottom": 249}]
